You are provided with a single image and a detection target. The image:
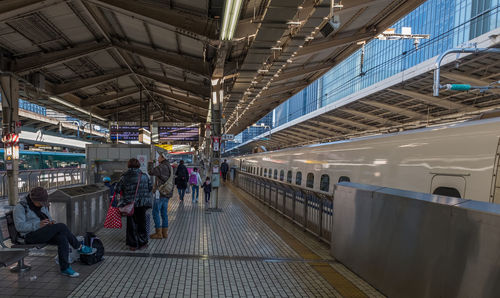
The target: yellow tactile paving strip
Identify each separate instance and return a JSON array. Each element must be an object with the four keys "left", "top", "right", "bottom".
[{"left": 227, "top": 182, "right": 369, "bottom": 298}]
